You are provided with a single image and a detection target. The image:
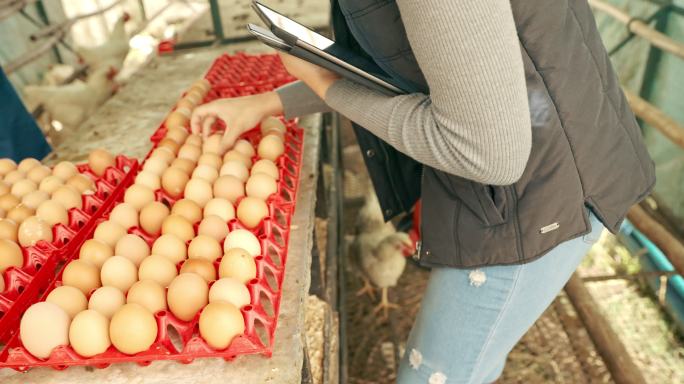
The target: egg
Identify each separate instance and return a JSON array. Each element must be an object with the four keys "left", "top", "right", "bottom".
[
  {"left": 0, "top": 239, "right": 22, "bottom": 271},
  {"left": 88, "top": 286, "right": 125, "bottom": 318},
  {"left": 219, "top": 248, "right": 257, "bottom": 283},
  {"left": 198, "top": 153, "right": 222, "bottom": 169},
  {"left": 260, "top": 116, "right": 286, "bottom": 135},
  {"left": 193, "top": 78, "right": 211, "bottom": 92},
  {"left": 135, "top": 170, "right": 161, "bottom": 191},
  {"left": 7, "top": 204, "right": 34, "bottom": 224},
  {"left": 139, "top": 201, "right": 170, "bottom": 236},
  {"left": 110, "top": 303, "right": 158, "bottom": 354},
  {"left": 115, "top": 234, "right": 150, "bottom": 267},
  {"left": 22, "top": 190, "right": 49, "bottom": 210},
  {"left": 176, "top": 98, "right": 195, "bottom": 111},
  {"left": 52, "top": 161, "right": 78, "bottom": 181},
  {"left": 39, "top": 176, "right": 65, "bottom": 195},
  {"left": 151, "top": 145, "right": 177, "bottom": 162},
  {"left": 237, "top": 197, "right": 269, "bottom": 229},
  {"left": 213, "top": 175, "right": 245, "bottom": 204},
  {"left": 62, "top": 259, "right": 101, "bottom": 295},
  {"left": 0, "top": 158, "right": 17, "bottom": 176},
  {"left": 170, "top": 198, "right": 202, "bottom": 224},
  {"left": 197, "top": 215, "right": 229, "bottom": 242},
  {"left": 185, "top": 134, "right": 203, "bottom": 147},
  {"left": 20, "top": 302, "right": 70, "bottom": 359},
  {"left": 0, "top": 275, "right": 4, "bottom": 291},
  {"left": 124, "top": 184, "right": 155, "bottom": 211},
  {"left": 245, "top": 173, "right": 278, "bottom": 200},
  {"left": 0, "top": 219, "right": 18, "bottom": 242},
  {"left": 17, "top": 216, "right": 52, "bottom": 246},
  {"left": 79, "top": 238, "right": 113, "bottom": 268},
  {"left": 224, "top": 229, "right": 261, "bottom": 257},
  {"left": 143, "top": 156, "right": 169, "bottom": 176},
  {"left": 101, "top": 255, "right": 138, "bottom": 293},
  {"left": 223, "top": 150, "right": 252, "bottom": 169},
  {"left": 93, "top": 220, "right": 127, "bottom": 247},
  {"left": 4, "top": 170, "right": 25, "bottom": 184},
  {"left": 52, "top": 185, "right": 82, "bottom": 210},
  {"left": 165, "top": 110, "right": 190, "bottom": 128},
  {"left": 17, "top": 158, "right": 41, "bottom": 173},
  {"left": 184, "top": 178, "right": 213, "bottom": 207},
  {"left": 191, "top": 164, "right": 219, "bottom": 184},
  {"left": 138, "top": 255, "right": 178, "bottom": 287},
  {"left": 36, "top": 200, "right": 68, "bottom": 226},
  {"left": 109, "top": 202, "right": 139, "bottom": 229},
  {"left": 185, "top": 90, "right": 203, "bottom": 105},
  {"left": 11, "top": 179, "right": 37, "bottom": 199},
  {"left": 0, "top": 181, "right": 9, "bottom": 195},
  {"left": 188, "top": 235, "right": 222, "bottom": 262},
  {"left": 69, "top": 310, "right": 111, "bottom": 357},
  {"left": 233, "top": 139, "right": 256, "bottom": 158},
  {"left": 66, "top": 174, "right": 96, "bottom": 194},
  {"left": 27, "top": 165, "right": 51, "bottom": 184},
  {"left": 208, "top": 277, "right": 251, "bottom": 308},
  {"left": 151, "top": 234, "right": 187, "bottom": 264},
  {"left": 170, "top": 158, "right": 196, "bottom": 174},
  {"left": 88, "top": 149, "right": 116, "bottom": 177},
  {"left": 180, "top": 259, "right": 216, "bottom": 282},
  {"left": 202, "top": 134, "right": 223, "bottom": 155},
  {"left": 161, "top": 214, "right": 195, "bottom": 242},
  {"left": 198, "top": 302, "right": 245, "bottom": 350},
  {"left": 127, "top": 280, "right": 167, "bottom": 313},
  {"left": 257, "top": 135, "right": 285, "bottom": 162},
  {"left": 204, "top": 198, "right": 235, "bottom": 222},
  {"left": 165, "top": 126, "right": 189, "bottom": 144},
  {"left": 167, "top": 273, "right": 209, "bottom": 321},
  {"left": 178, "top": 144, "right": 202, "bottom": 162},
  {"left": 161, "top": 167, "right": 190, "bottom": 198},
  {"left": 219, "top": 161, "right": 249, "bottom": 182},
  {"left": 0, "top": 193, "right": 20, "bottom": 212},
  {"left": 46, "top": 285, "right": 88, "bottom": 319}
]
